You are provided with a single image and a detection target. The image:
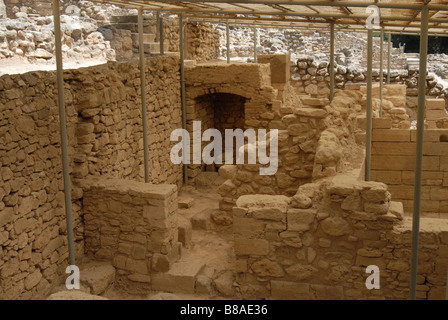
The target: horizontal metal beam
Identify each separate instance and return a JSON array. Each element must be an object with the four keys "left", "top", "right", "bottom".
[
  {"left": 146, "top": 8, "right": 448, "bottom": 24},
  {"left": 97, "top": 0, "right": 448, "bottom": 11},
  {"left": 183, "top": 13, "right": 448, "bottom": 32},
  {"left": 91, "top": 0, "right": 448, "bottom": 35},
  {"left": 185, "top": 17, "right": 448, "bottom": 37}
]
